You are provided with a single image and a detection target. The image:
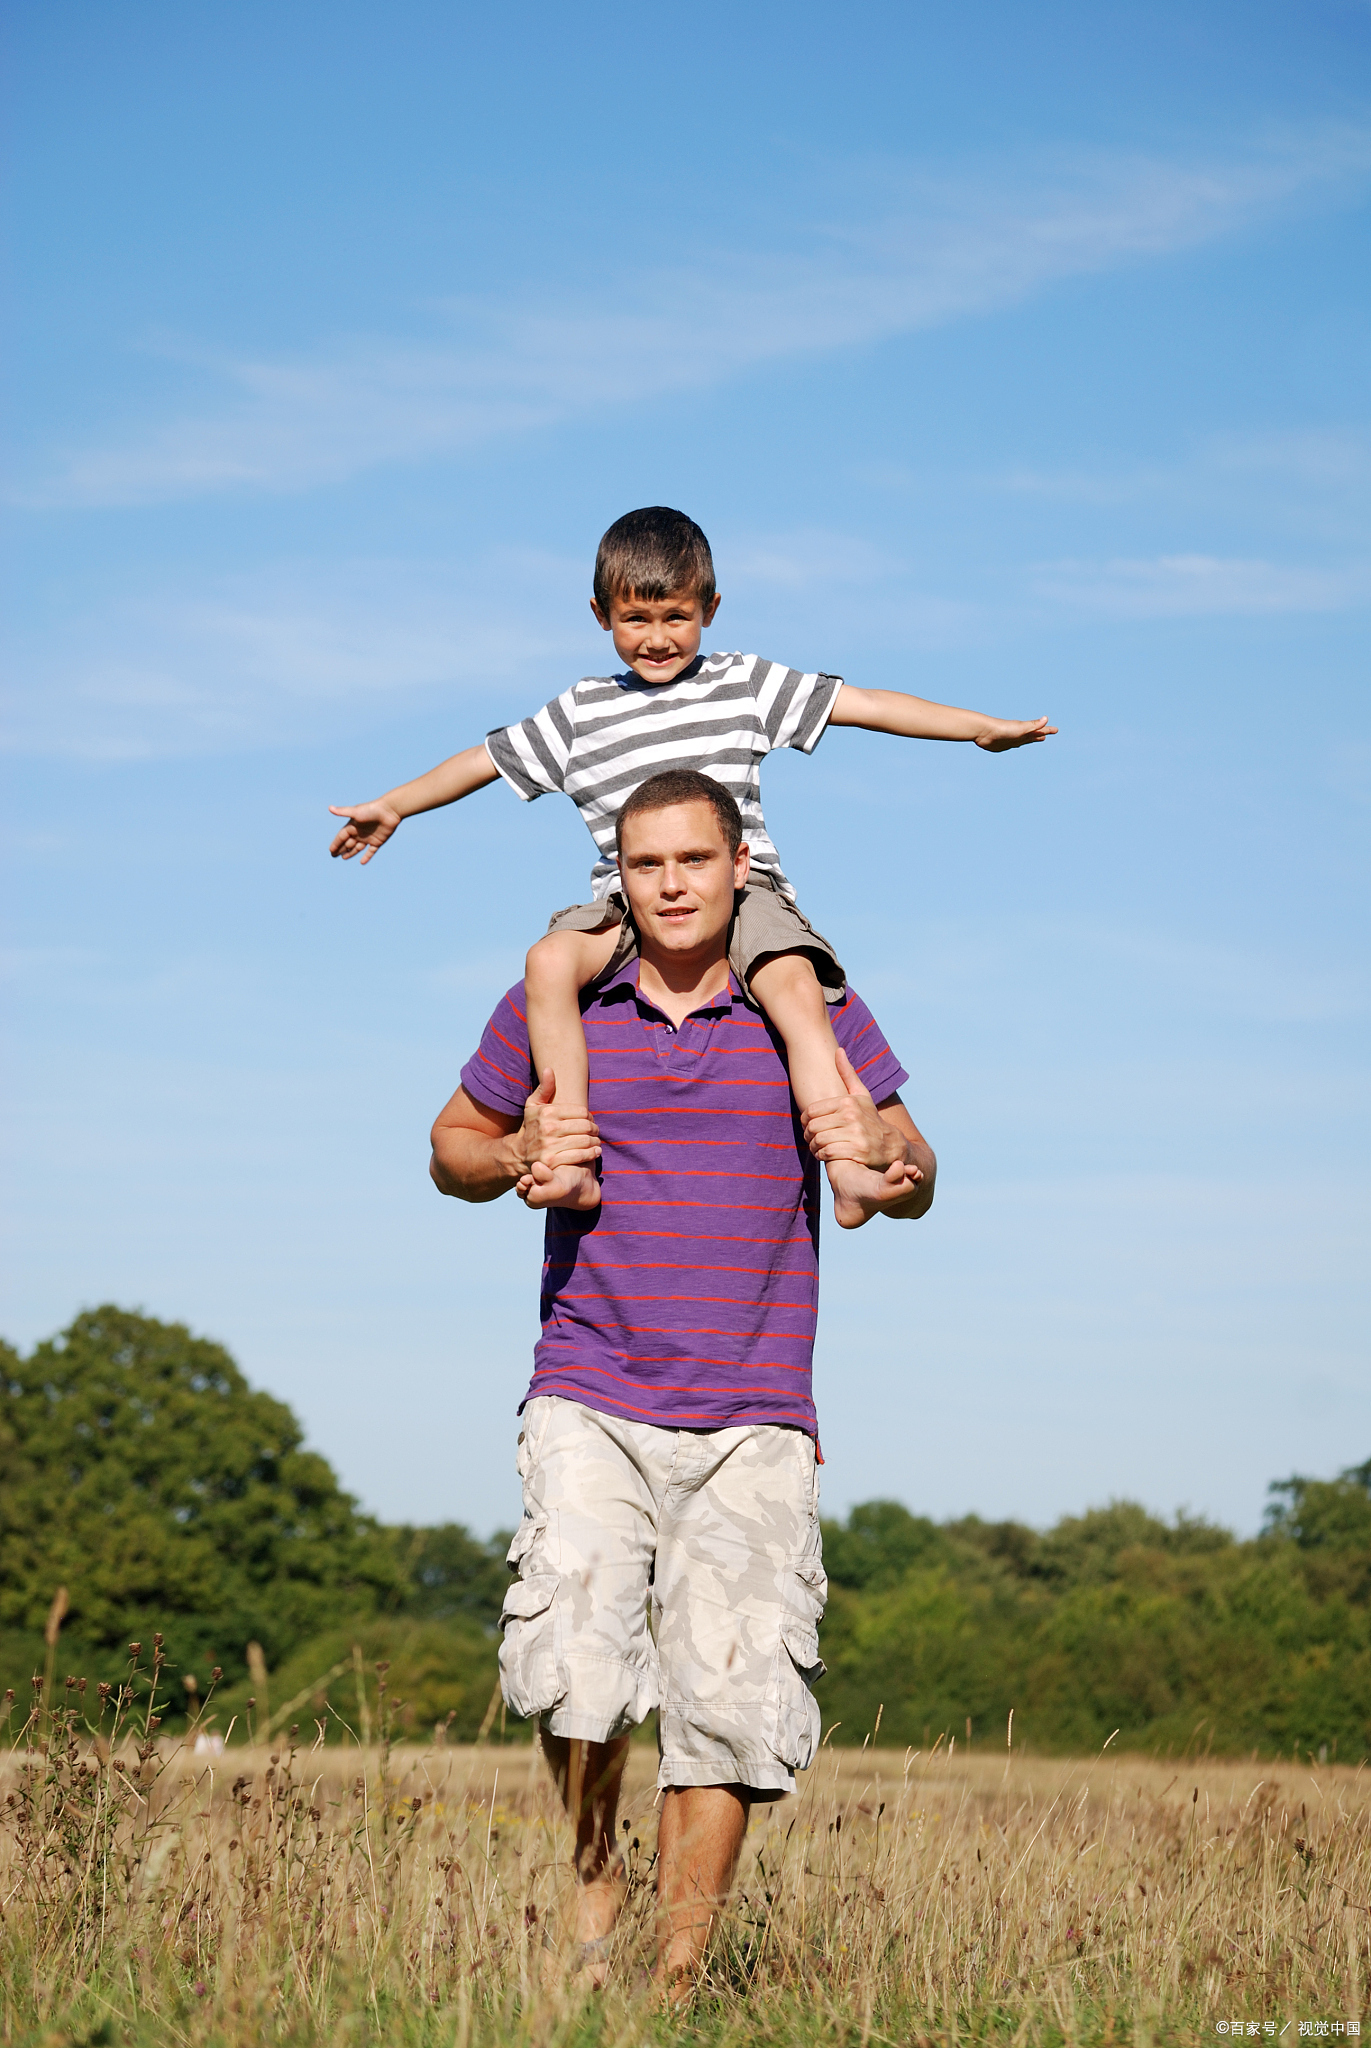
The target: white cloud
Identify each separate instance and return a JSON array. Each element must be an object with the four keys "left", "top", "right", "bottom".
[
  {"left": 1033, "top": 552, "right": 1371, "bottom": 617},
  {"left": 722, "top": 528, "right": 979, "bottom": 640},
  {"left": 2, "top": 554, "right": 592, "bottom": 760},
  {"left": 1326, "top": 741, "right": 1371, "bottom": 808},
  {"left": 869, "top": 915, "right": 1370, "bottom": 1030},
  {"left": 1075, "top": 925, "right": 1370, "bottom": 1026},
  {"left": 1209, "top": 428, "right": 1371, "bottom": 490},
  {"left": 729, "top": 531, "right": 903, "bottom": 588},
  {"left": 25, "top": 124, "right": 1371, "bottom": 507},
  {"left": 992, "top": 428, "right": 1371, "bottom": 543},
  {"left": 3, "top": 529, "right": 988, "bottom": 759}
]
